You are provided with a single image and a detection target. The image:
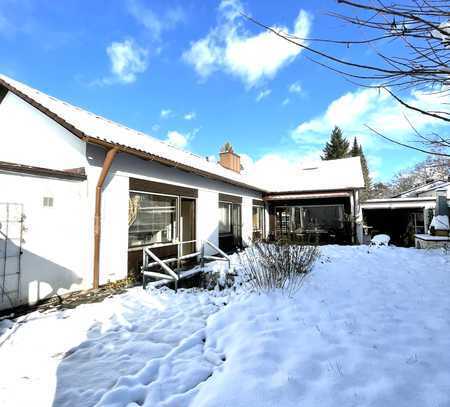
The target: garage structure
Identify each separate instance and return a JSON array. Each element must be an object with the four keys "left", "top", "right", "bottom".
[{"left": 362, "top": 180, "right": 449, "bottom": 246}]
